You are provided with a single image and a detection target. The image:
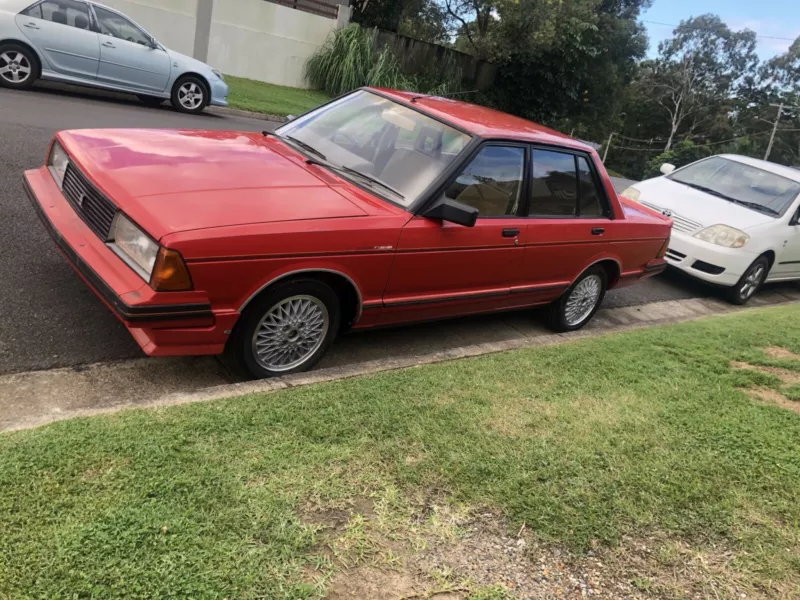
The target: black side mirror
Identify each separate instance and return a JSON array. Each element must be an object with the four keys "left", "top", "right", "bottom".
[
  {"left": 422, "top": 196, "right": 478, "bottom": 227},
  {"left": 791, "top": 208, "right": 800, "bottom": 225}
]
